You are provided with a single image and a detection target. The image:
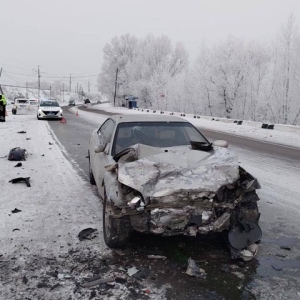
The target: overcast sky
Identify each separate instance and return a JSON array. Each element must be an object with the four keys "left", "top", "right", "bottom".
[{"left": 1, "top": 0, "right": 300, "bottom": 88}]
